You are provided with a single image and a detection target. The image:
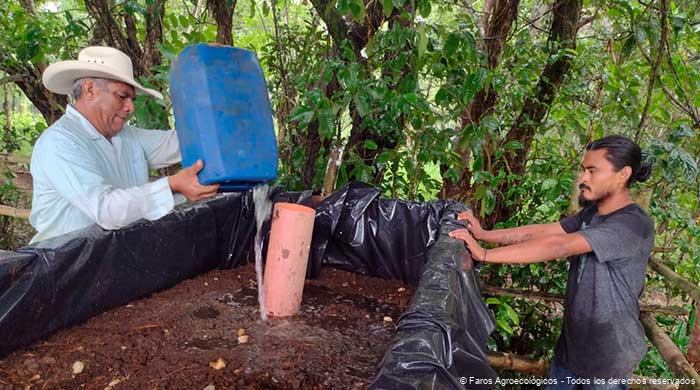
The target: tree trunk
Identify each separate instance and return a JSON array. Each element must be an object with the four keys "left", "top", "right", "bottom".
[
  {"left": 5, "top": 64, "right": 66, "bottom": 125},
  {"left": 84, "top": 0, "right": 138, "bottom": 70},
  {"left": 3, "top": 84, "right": 10, "bottom": 131},
  {"left": 308, "top": 0, "right": 381, "bottom": 60},
  {"left": 322, "top": 145, "right": 343, "bottom": 195},
  {"left": 307, "top": 0, "right": 387, "bottom": 186},
  {"left": 143, "top": 0, "right": 166, "bottom": 74},
  {"left": 487, "top": 0, "right": 582, "bottom": 226},
  {"left": 689, "top": 308, "right": 700, "bottom": 372},
  {"left": 441, "top": 0, "right": 520, "bottom": 203},
  {"left": 301, "top": 76, "right": 338, "bottom": 188},
  {"left": 207, "top": 0, "right": 237, "bottom": 46}
]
